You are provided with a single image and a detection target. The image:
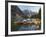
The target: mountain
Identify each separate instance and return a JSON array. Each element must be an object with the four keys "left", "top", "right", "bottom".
[
  {"left": 22, "top": 10, "right": 38, "bottom": 17},
  {"left": 11, "top": 6, "right": 38, "bottom": 18}
]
